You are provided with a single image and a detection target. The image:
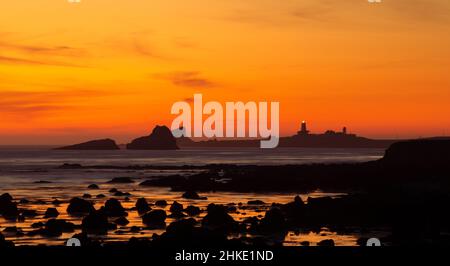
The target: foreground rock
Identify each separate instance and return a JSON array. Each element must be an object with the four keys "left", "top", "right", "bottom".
[
  {"left": 40, "top": 219, "right": 76, "bottom": 237},
  {"left": 142, "top": 210, "right": 167, "bottom": 228},
  {"left": 126, "top": 125, "right": 179, "bottom": 150},
  {"left": 82, "top": 210, "right": 116, "bottom": 234},
  {"left": 55, "top": 139, "right": 120, "bottom": 150},
  {"left": 202, "top": 204, "right": 238, "bottom": 232},
  {"left": 182, "top": 191, "right": 207, "bottom": 200},
  {"left": 135, "top": 198, "right": 151, "bottom": 214},
  {"left": 44, "top": 208, "right": 59, "bottom": 218},
  {"left": 0, "top": 193, "right": 18, "bottom": 219},
  {"left": 102, "top": 198, "right": 127, "bottom": 217},
  {"left": 151, "top": 218, "right": 232, "bottom": 247},
  {"left": 66, "top": 197, "right": 95, "bottom": 215},
  {"left": 0, "top": 232, "right": 14, "bottom": 247}
]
